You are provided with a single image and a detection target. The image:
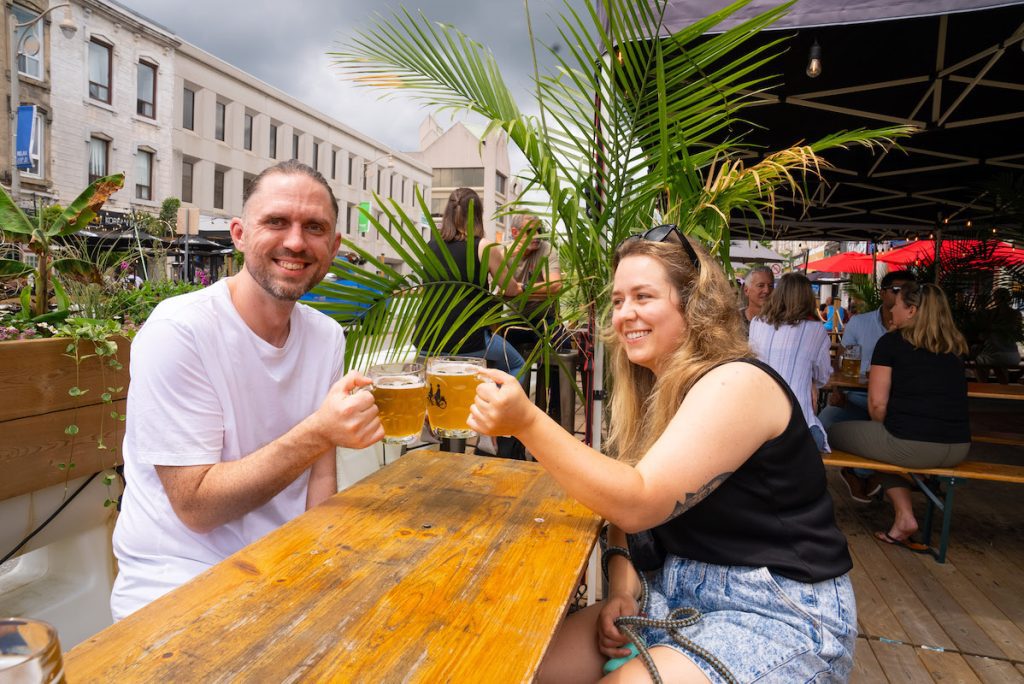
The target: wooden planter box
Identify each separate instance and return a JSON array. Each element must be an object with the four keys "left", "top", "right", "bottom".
[{"left": 0, "top": 336, "right": 130, "bottom": 502}]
